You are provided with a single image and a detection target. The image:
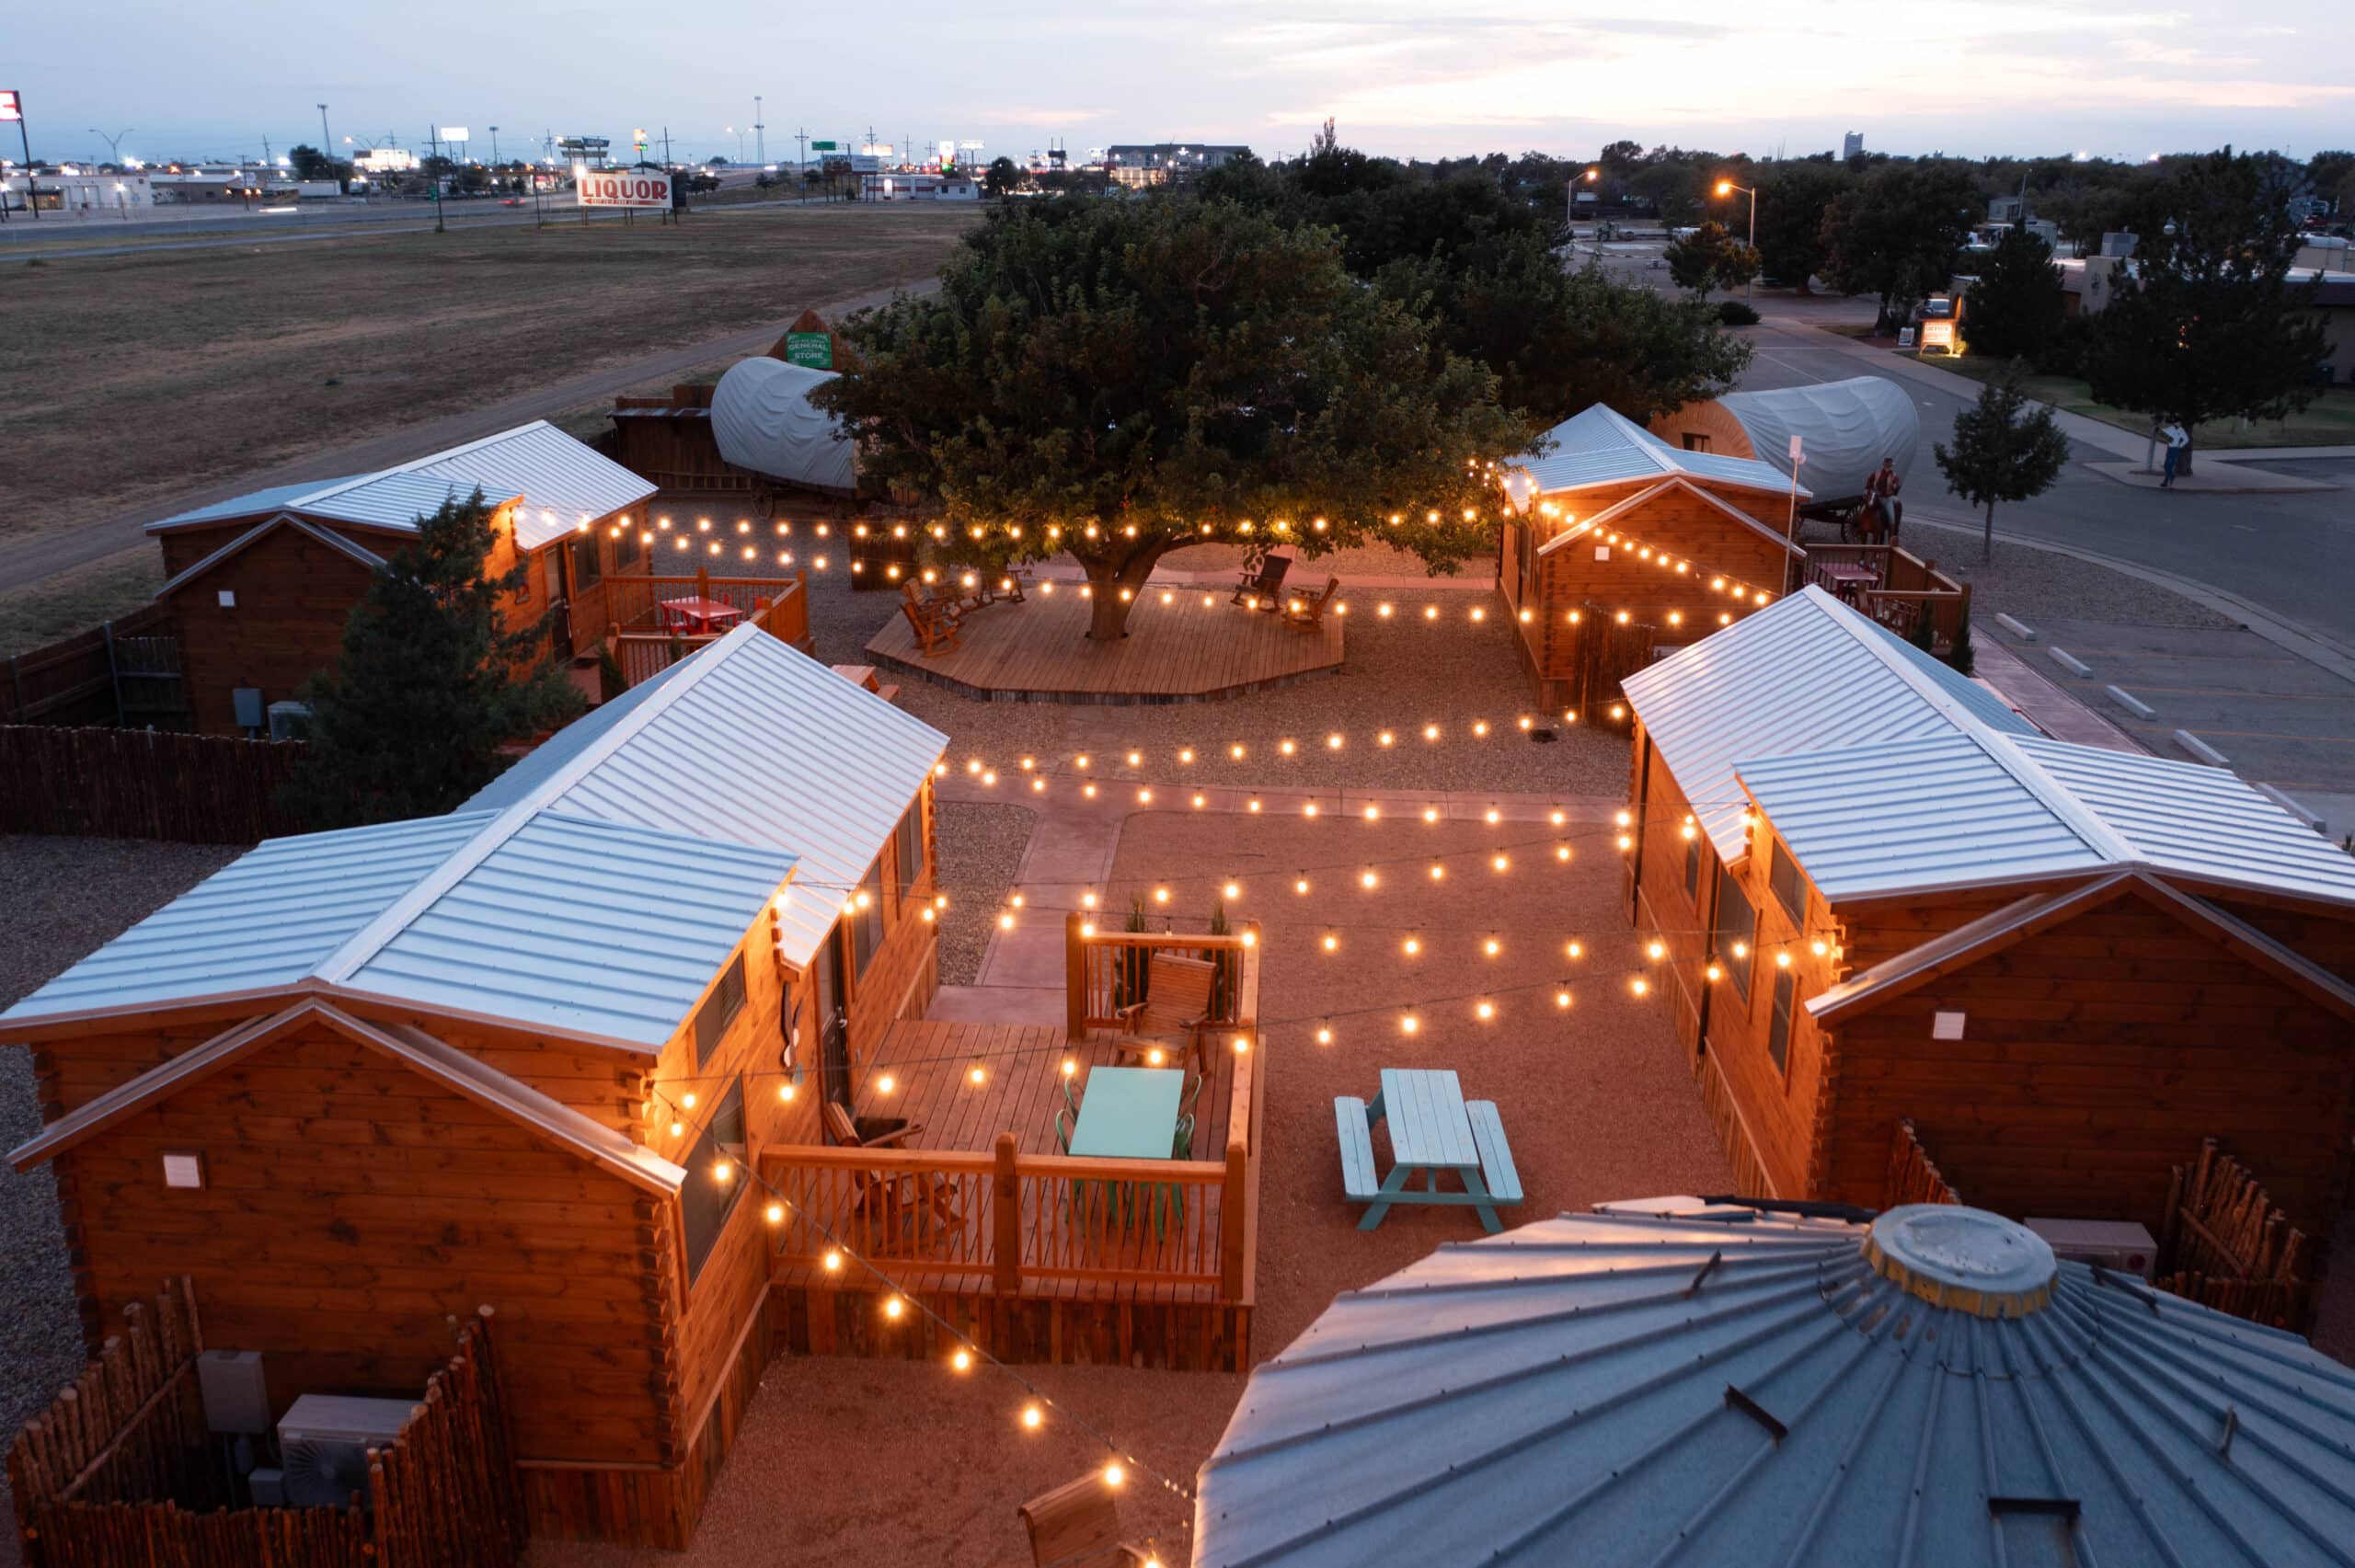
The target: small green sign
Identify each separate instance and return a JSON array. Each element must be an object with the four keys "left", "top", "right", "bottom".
[
  {"left": 810, "top": 140, "right": 838, "bottom": 151},
  {"left": 784, "top": 331, "right": 833, "bottom": 370}
]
